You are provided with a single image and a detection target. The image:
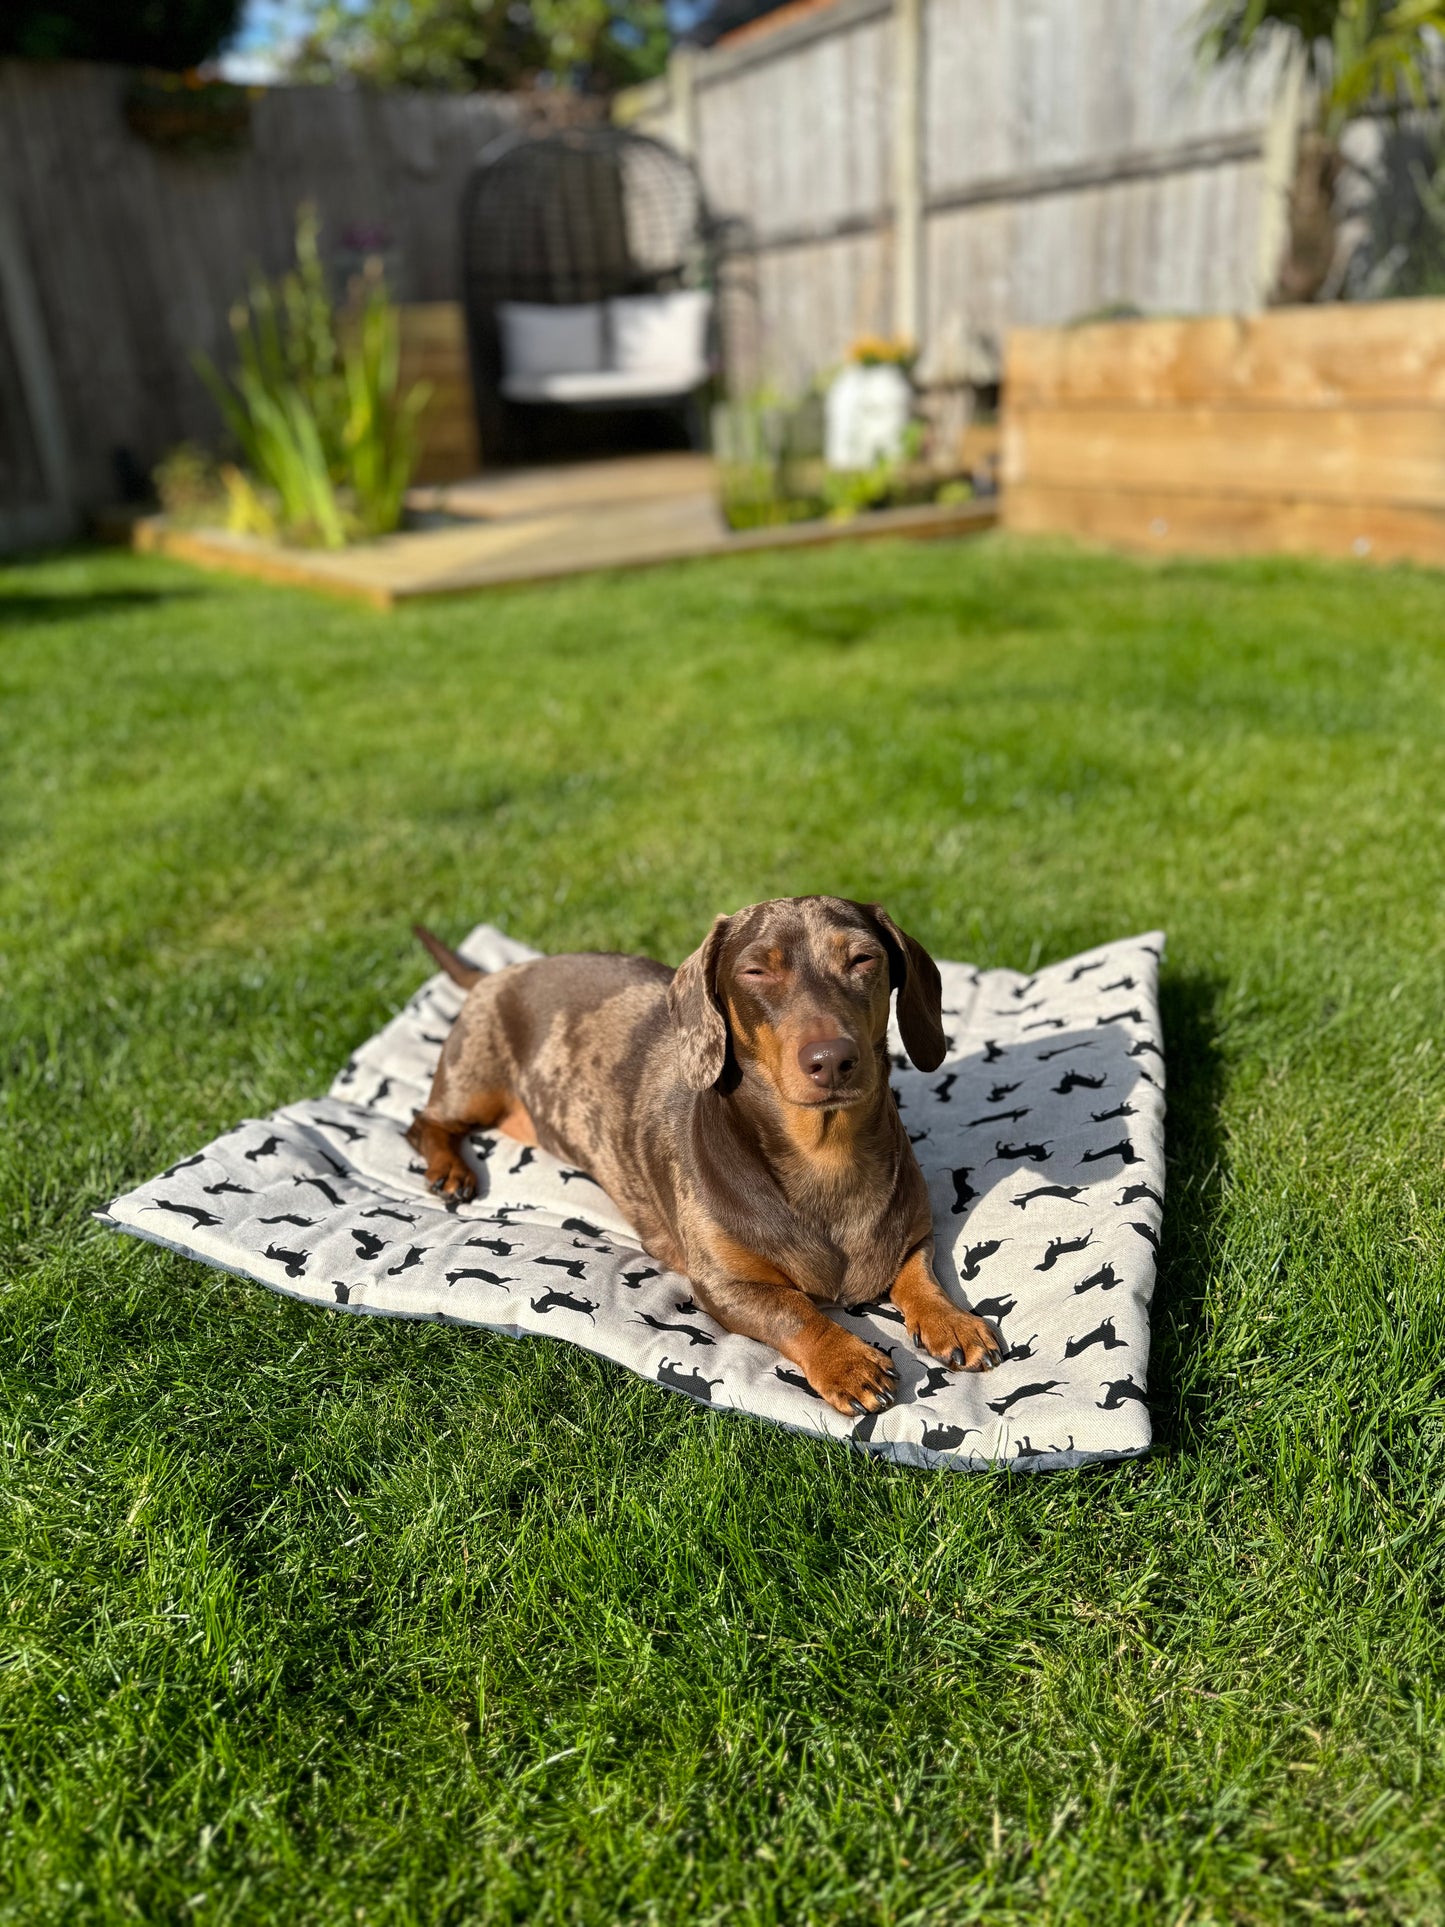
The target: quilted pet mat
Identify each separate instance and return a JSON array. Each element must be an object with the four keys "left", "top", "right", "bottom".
[{"left": 101, "top": 924, "right": 1167, "bottom": 1472}]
